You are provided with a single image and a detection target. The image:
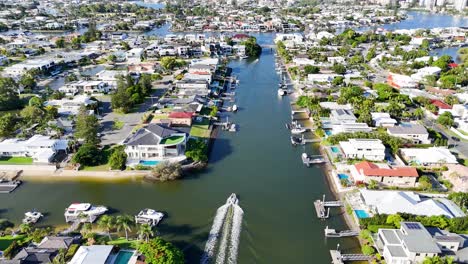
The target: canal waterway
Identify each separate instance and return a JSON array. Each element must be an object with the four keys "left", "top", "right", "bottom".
[{"left": 1, "top": 34, "right": 358, "bottom": 263}]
